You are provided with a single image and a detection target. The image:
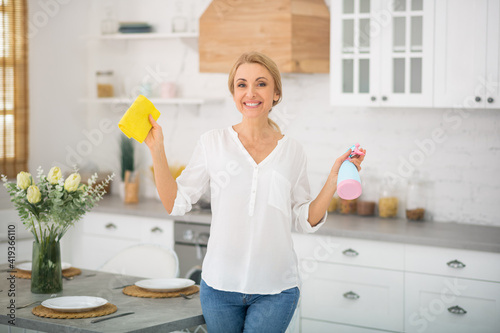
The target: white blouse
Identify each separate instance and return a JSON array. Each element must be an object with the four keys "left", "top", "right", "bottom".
[{"left": 171, "top": 126, "right": 326, "bottom": 294}]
